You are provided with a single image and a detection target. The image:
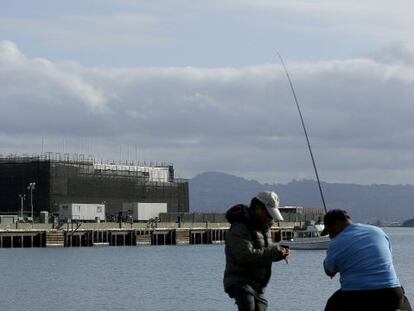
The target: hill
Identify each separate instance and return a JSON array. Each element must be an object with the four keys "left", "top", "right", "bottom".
[
  {"left": 402, "top": 218, "right": 414, "bottom": 227},
  {"left": 189, "top": 172, "right": 414, "bottom": 222}
]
